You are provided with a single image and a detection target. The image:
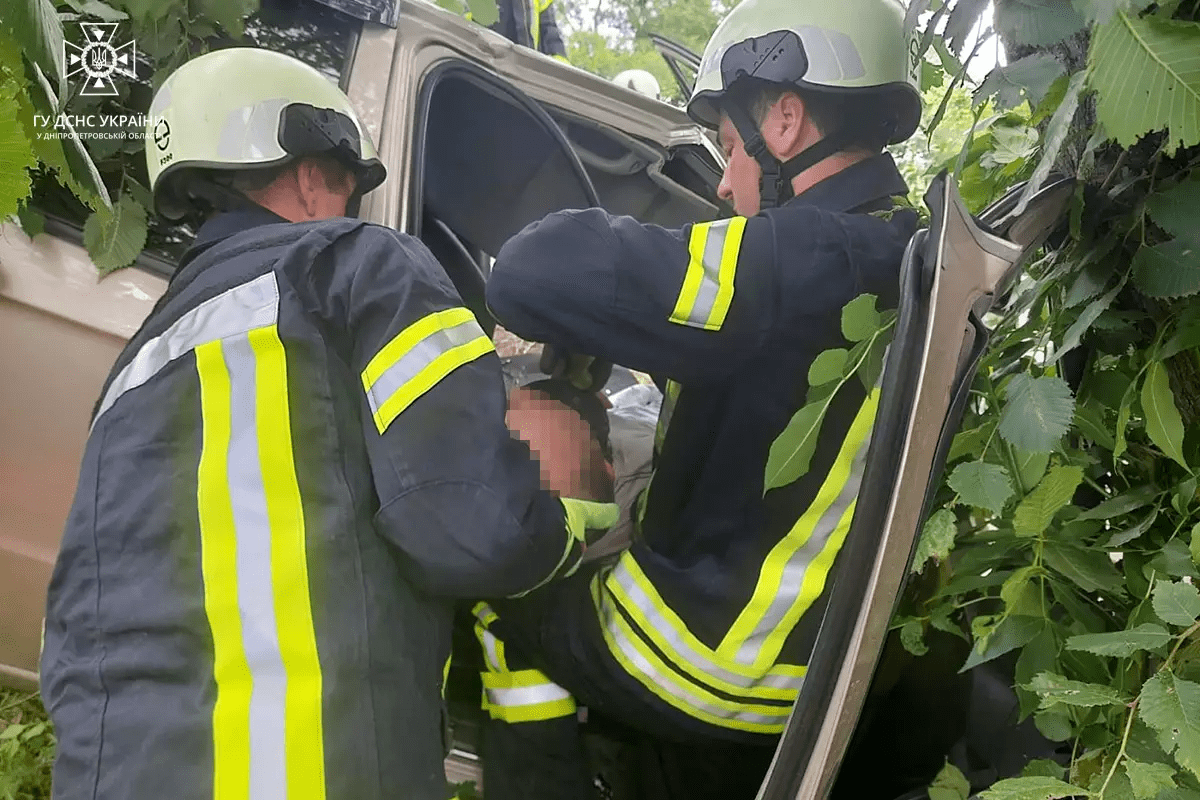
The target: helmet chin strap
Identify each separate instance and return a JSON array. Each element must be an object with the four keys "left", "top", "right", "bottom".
[{"left": 725, "top": 98, "right": 853, "bottom": 210}]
